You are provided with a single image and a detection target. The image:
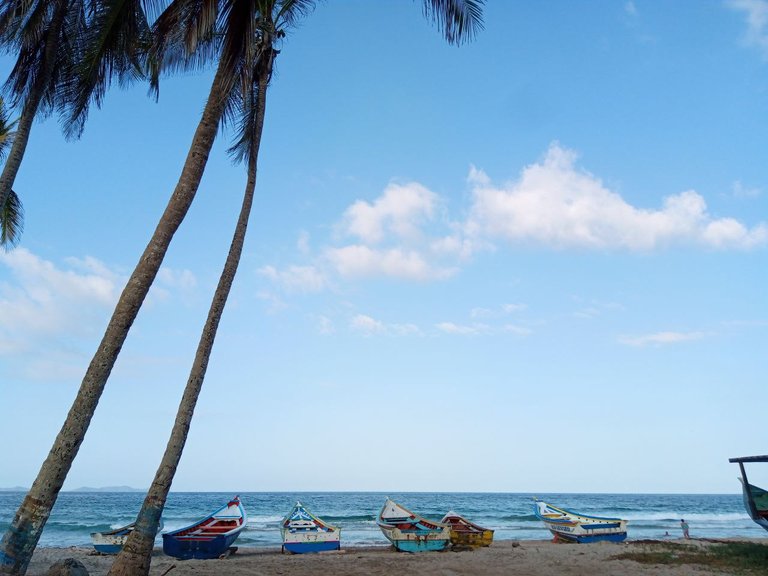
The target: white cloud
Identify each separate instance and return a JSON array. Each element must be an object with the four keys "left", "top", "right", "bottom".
[
  {"left": 728, "top": 0, "right": 768, "bottom": 59},
  {"left": 157, "top": 267, "right": 196, "bottom": 290},
  {"left": 0, "top": 248, "right": 120, "bottom": 349},
  {"left": 436, "top": 321, "right": 530, "bottom": 336},
  {"left": 349, "top": 314, "right": 421, "bottom": 337},
  {"left": 471, "top": 303, "right": 526, "bottom": 319},
  {"left": 618, "top": 331, "right": 708, "bottom": 347},
  {"left": 466, "top": 143, "right": 768, "bottom": 250},
  {"left": 436, "top": 322, "right": 487, "bottom": 335},
  {"left": 501, "top": 324, "right": 533, "bottom": 336},
  {"left": 0, "top": 249, "right": 123, "bottom": 380},
  {"left": 732, "top": 180, "right": 762, "bottom": 198},
  {"left": 150, "top": 266, "right": 198, "bottom": 303},
  {"left": 625, "top": 1, "right": 638, "bottom": 16},
  {"left": 350, "top": 314, "right": 386, "bottom": 335},
  {"left": 324, "top": 245, "right": 455, "bottom": 281},
  {"left": 341, "top": 182, "right": 437, "bottom": 244},
  {"left": 259, "top": 144, "right": 766, "bottom": 297},
  {"left": 258, "top": 265, "right": 327, "bottom": 292},
  {"left": 0, "top": 249, "right": 206, "bottom": 381}
]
